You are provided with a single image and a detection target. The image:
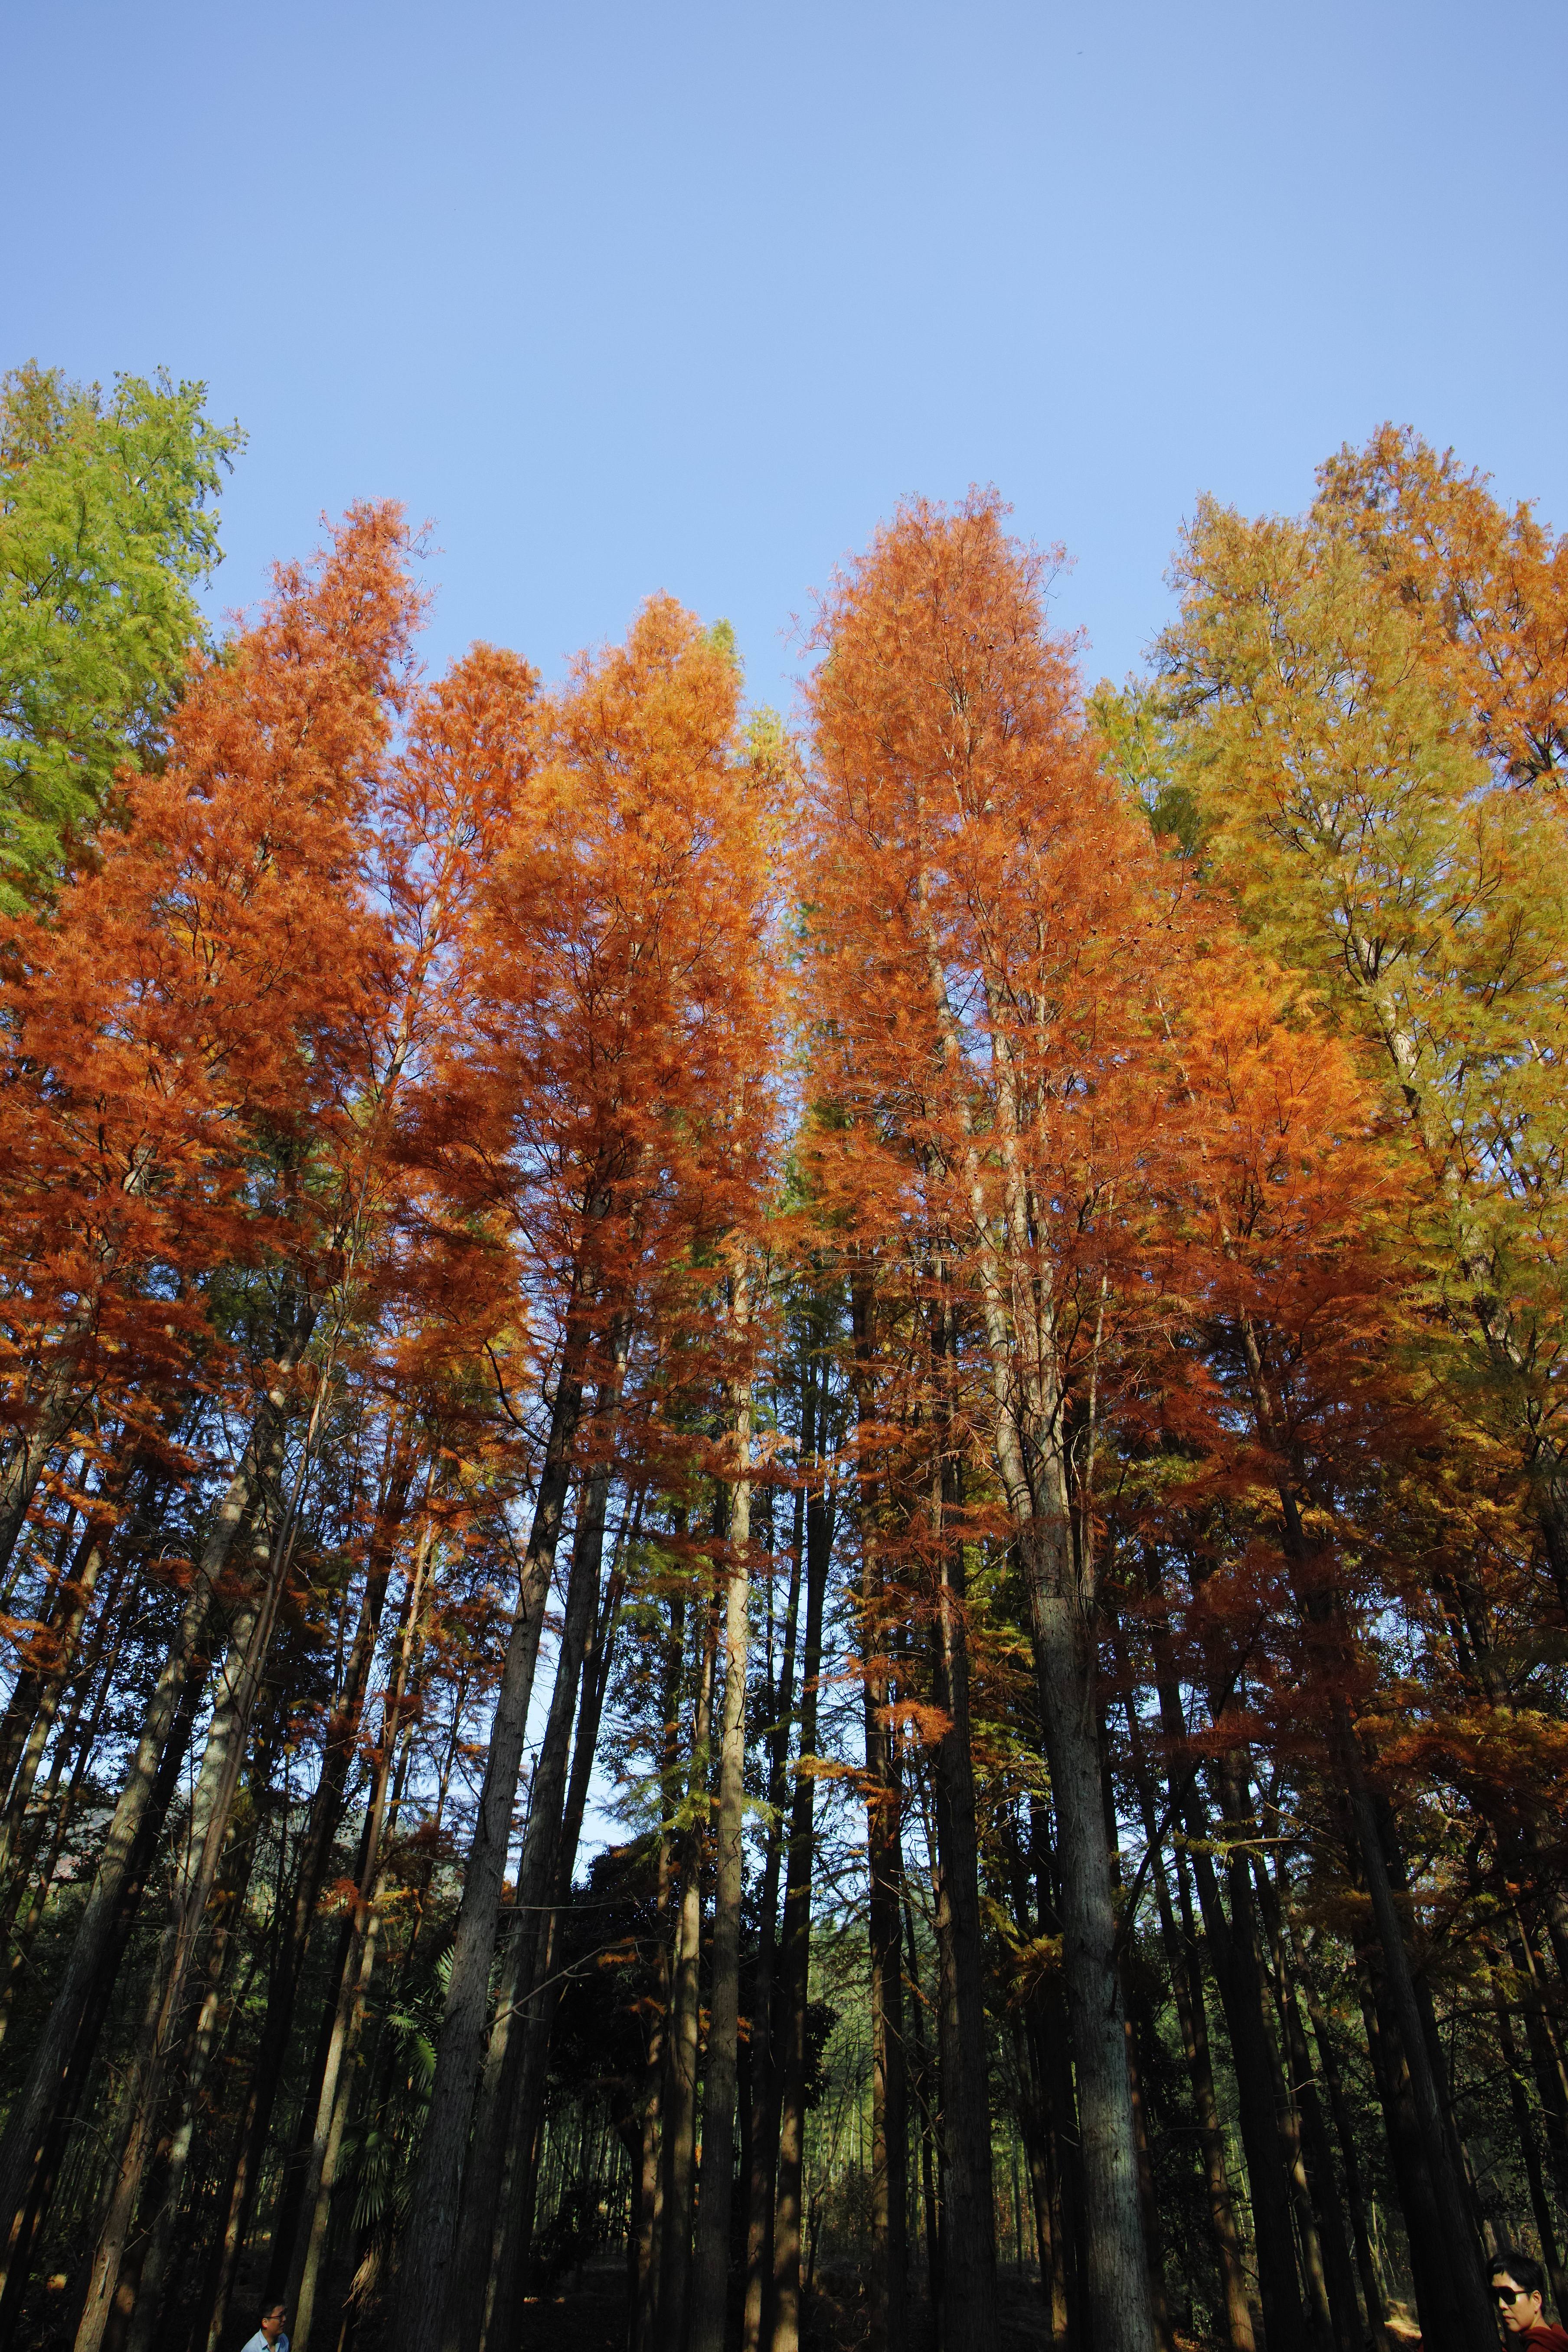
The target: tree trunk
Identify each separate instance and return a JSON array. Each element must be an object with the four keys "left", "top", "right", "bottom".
[
  {"left": 630, "top": 1559, "right": 689, "bottom": 2352},
  {"left": 1284, "top": 1902, "right": 1391, "bottom": 2352},
  {"left": 925, "top": 1290, "right": 999, "bottom": 2352},
  {"left": 1153, "top": 1671, "right": 1307, "bottom": 2352},
  {"left": 118, "top": 1718, "right": 276, "bottom": 2352},
  {"left": 280, "top": 1503, "right": 433, "bottom": 2352},
  {"left": 0, "top": 1664, "right": 203, "bottom": 2351},
  {"left": 658, "top": 1567, "right": 720, "bottom": 2352},
  {"left": 462, "top": 1390, "right": 625, "bottom": 2352},
  {"left": 900, "top": 1856, "right": 945, "bottom": 2331},
  {"left": 1334, "top": 1707, "right": 1497, "bottom": 2352},
  {"left": 1252, "top": 1841, "right": 1363, "bottom": 2352},
  {"left": 0, "top": 1300, "right": 313, "bottom": 2300},
  {"left": 1024, "top": 1571, "right": 1144, "bottom": 2352},
  {"left": 1120, "top": 1688, "right": 1254, "bottom": 2352},
  {"left": 742, "top": 1473, "right": 803, "bottom": 2352},
  {"left": 769, "top": 1338, "right": 832, "bottom": 2352},
  {"left": 851, "top": 1264, "right": 907, "bottom": 2352},
  {"left": 1205, "top": 1751, "right": 1333, "bottom": 2352},
  {"left": 1488, "top": 1956, "right": 1567, "bottom": 2312},
  {"left": 689, "top": 1316, "right": 754, "bottom": 2352},
  {"left": 74, "top": 1490, "right": 299, "bottom": 2352},
  {"left": 388, "top": 1306, "right": 590, "bottom": 2352}
]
